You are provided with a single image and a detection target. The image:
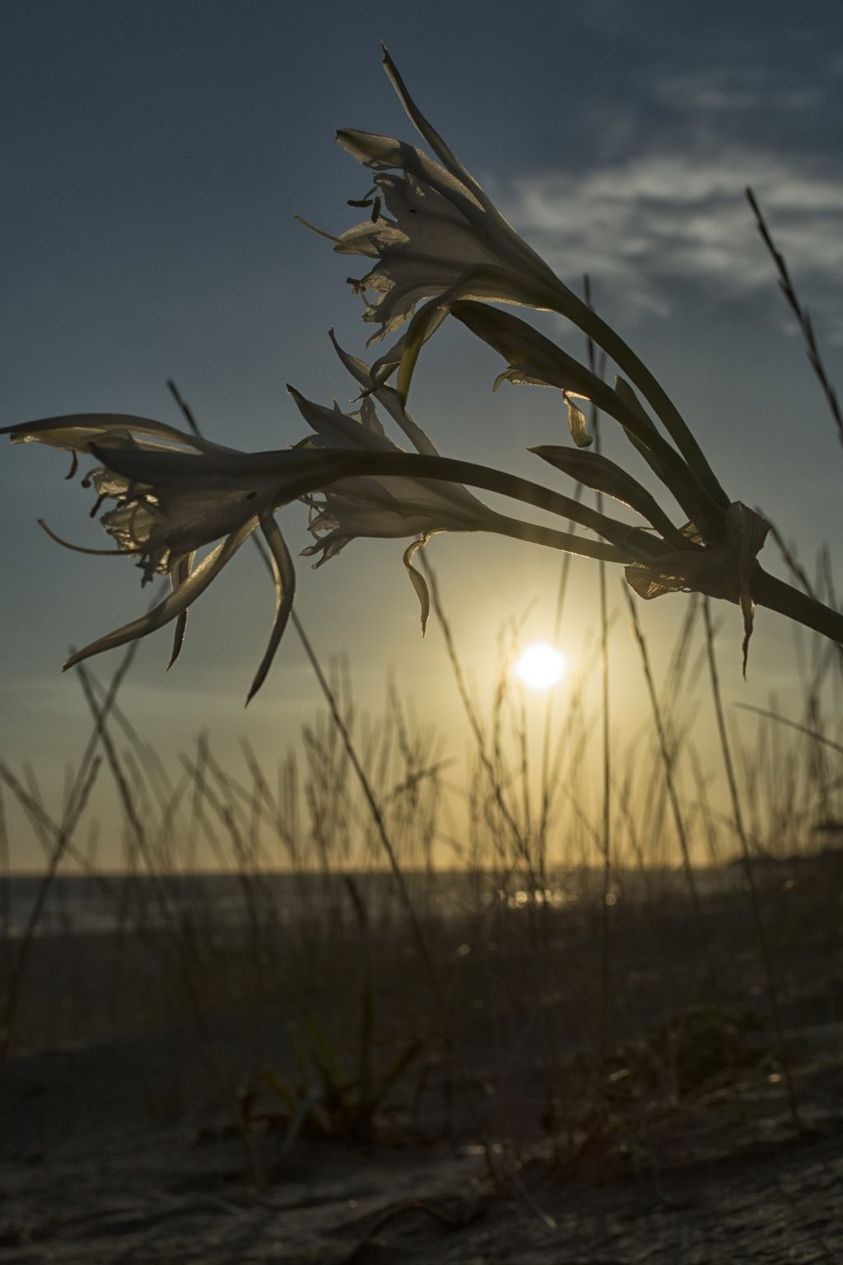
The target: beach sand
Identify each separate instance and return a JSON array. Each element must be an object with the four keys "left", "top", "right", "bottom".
[{"left": 2, "top": 862, "right": 842, "bottom": 1263}]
